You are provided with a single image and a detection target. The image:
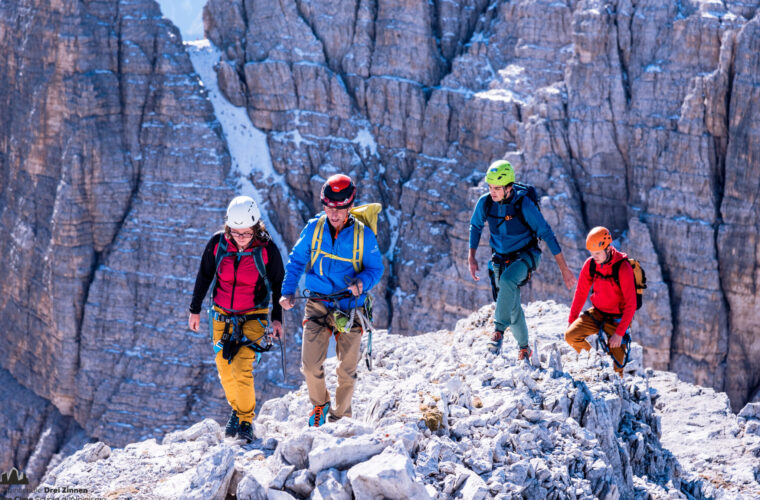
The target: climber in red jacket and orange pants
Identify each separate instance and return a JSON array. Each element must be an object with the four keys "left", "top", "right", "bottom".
[{"left": 565, "top": 227, "right": 636, "bottom": 376}]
